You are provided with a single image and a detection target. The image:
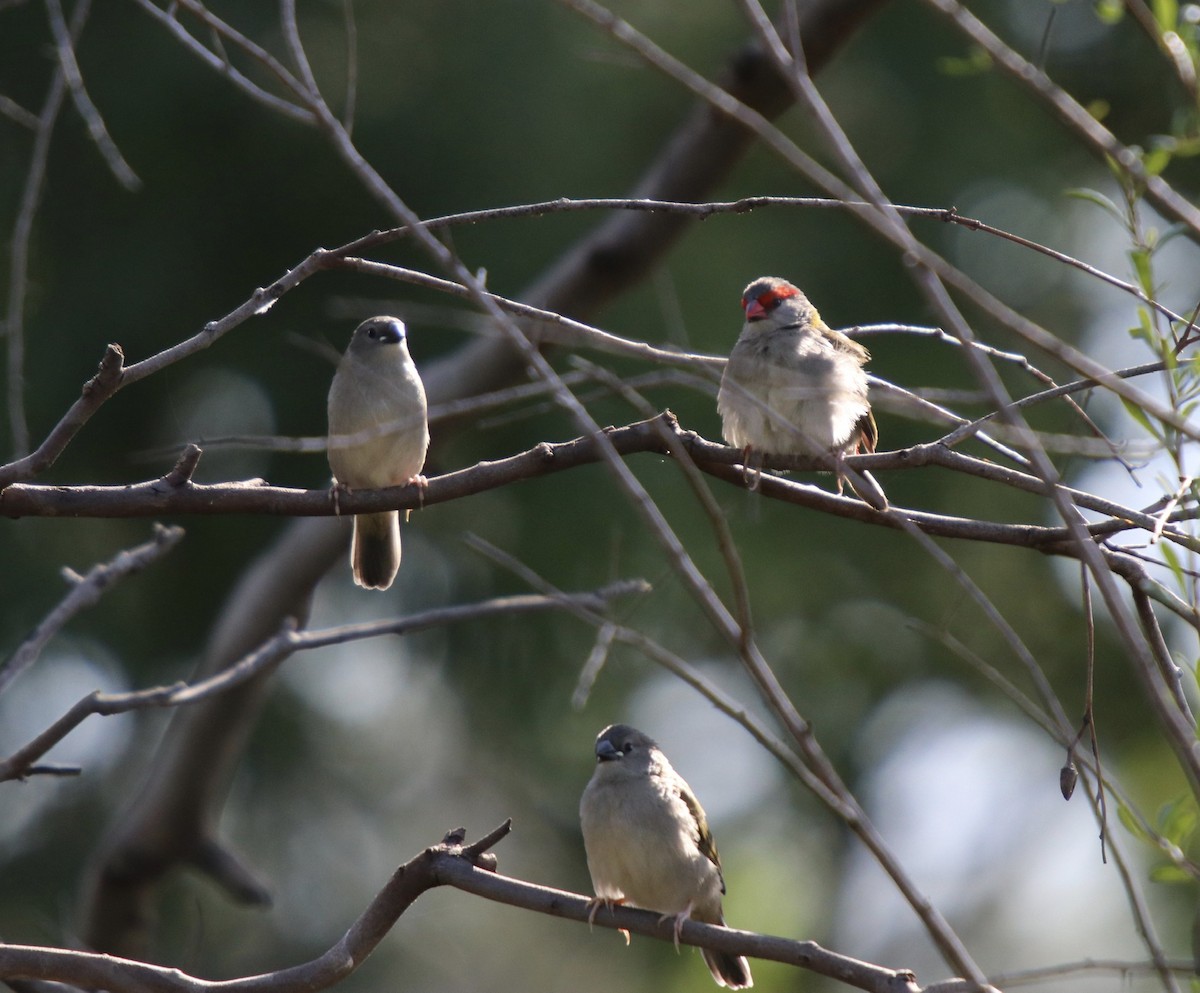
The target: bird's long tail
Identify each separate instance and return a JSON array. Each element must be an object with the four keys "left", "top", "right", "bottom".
[
  {"left": 702, "top": 947, "right": 753, "bottom": 989},
  {"left": 351, "top": 510, "right": 401, "bottom": 590}
]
